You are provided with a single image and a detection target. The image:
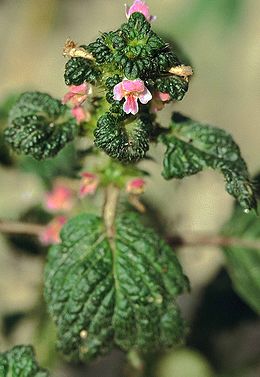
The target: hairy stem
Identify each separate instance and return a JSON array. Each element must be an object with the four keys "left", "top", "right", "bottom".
[
  {"left": 0, "top": 220, "right": 44, "bottom": 236},
  {"left": 102, "top": 184, "right": 120, "bottom": 239}
]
